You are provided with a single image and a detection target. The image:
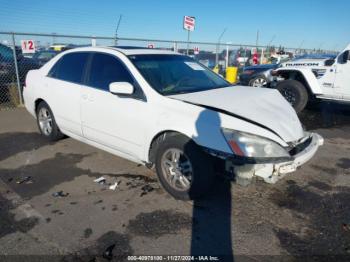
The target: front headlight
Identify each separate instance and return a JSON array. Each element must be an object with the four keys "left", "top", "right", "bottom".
[{"left": 222, "top": 128, "right": 290, "bottom": 158}]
